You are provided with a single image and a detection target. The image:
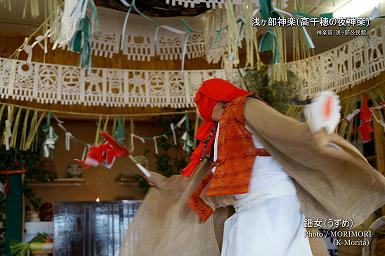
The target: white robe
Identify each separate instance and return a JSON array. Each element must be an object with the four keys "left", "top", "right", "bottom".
[{"left": 212, "top": 125, "right": 313, "bottom": 256}]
